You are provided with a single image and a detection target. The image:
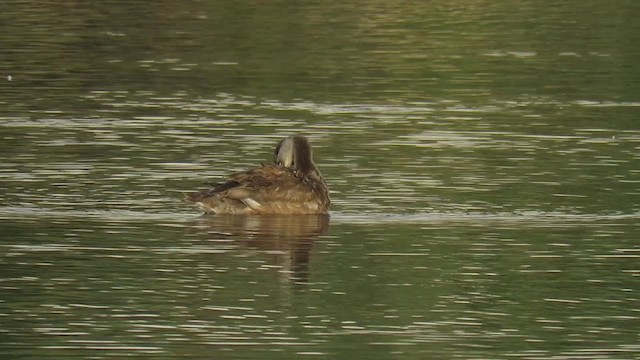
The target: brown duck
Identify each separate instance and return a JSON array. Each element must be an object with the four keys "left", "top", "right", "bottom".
[{"left": 185, "top": 135, "right": 330, "bottom": 215}]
